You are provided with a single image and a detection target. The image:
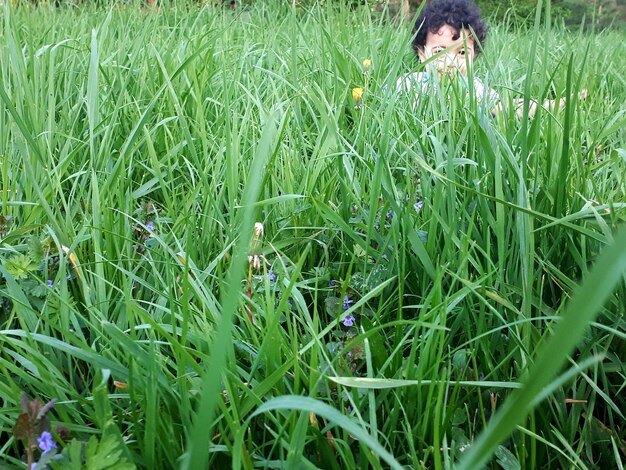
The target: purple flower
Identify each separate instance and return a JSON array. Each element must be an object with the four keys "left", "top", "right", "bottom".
[
  {"left": 146, "top": 220, "right": 155, "bottom": 232},
  {"left": 37, "top": 431, "right": 56, "bottom": 453},
  {"left": 46, "top": 280, "right": 53, "bottom": 288},
  {"left": 66, "top": 274, "right": 72, "bottom": 281},
  {"left": 343, "top": 313, "right": 355, "bottom": 327},
  {"left": 328, "top": 280, "right": 336, "bottom": 287},
  {"left": 342, "top": 295, "right": 353, "bottom": 310},
  {"left": 386, "top": 209, "right": 393, "bottom": 220},
  {"left": 267, "top": 270, "right": 277, "bottom": 282},
  {"left": 414, "top": 201, "right": 424, "bottom": 212}
]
